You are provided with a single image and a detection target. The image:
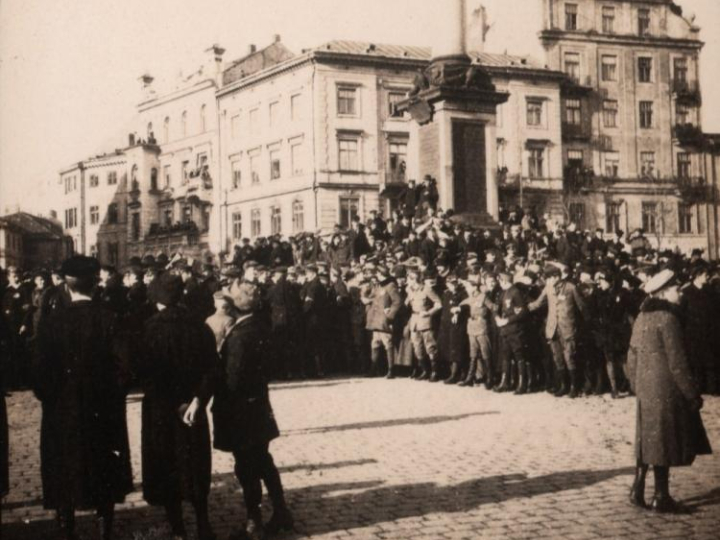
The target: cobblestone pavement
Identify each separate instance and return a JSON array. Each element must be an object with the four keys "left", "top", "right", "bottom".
[{"left": 3, "top": 378, "right": 720, "bottom": 540}]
